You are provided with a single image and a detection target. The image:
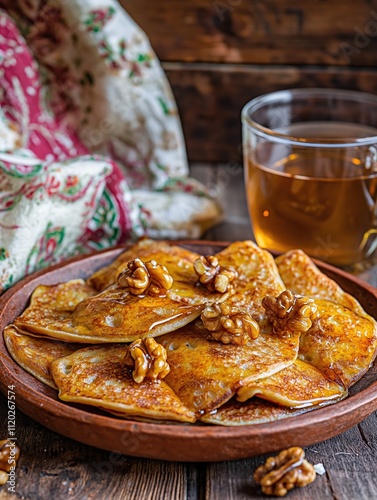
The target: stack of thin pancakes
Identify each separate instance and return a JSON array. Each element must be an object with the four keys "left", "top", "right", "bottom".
[{"left": 4, "top": 238, "right": 377, "bottom": 425}]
